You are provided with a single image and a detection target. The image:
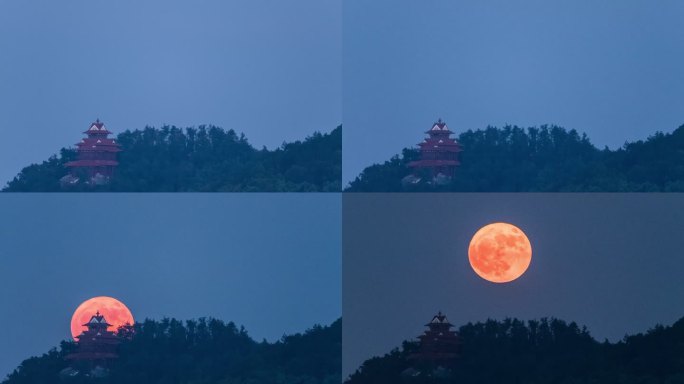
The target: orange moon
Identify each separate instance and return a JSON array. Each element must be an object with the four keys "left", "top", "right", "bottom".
[
  {"left": 70, "top": 296, "right": 134, "bottom": 339},
  {"left": 468, "top": 222, "right": 532, "bottom": 283}
]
